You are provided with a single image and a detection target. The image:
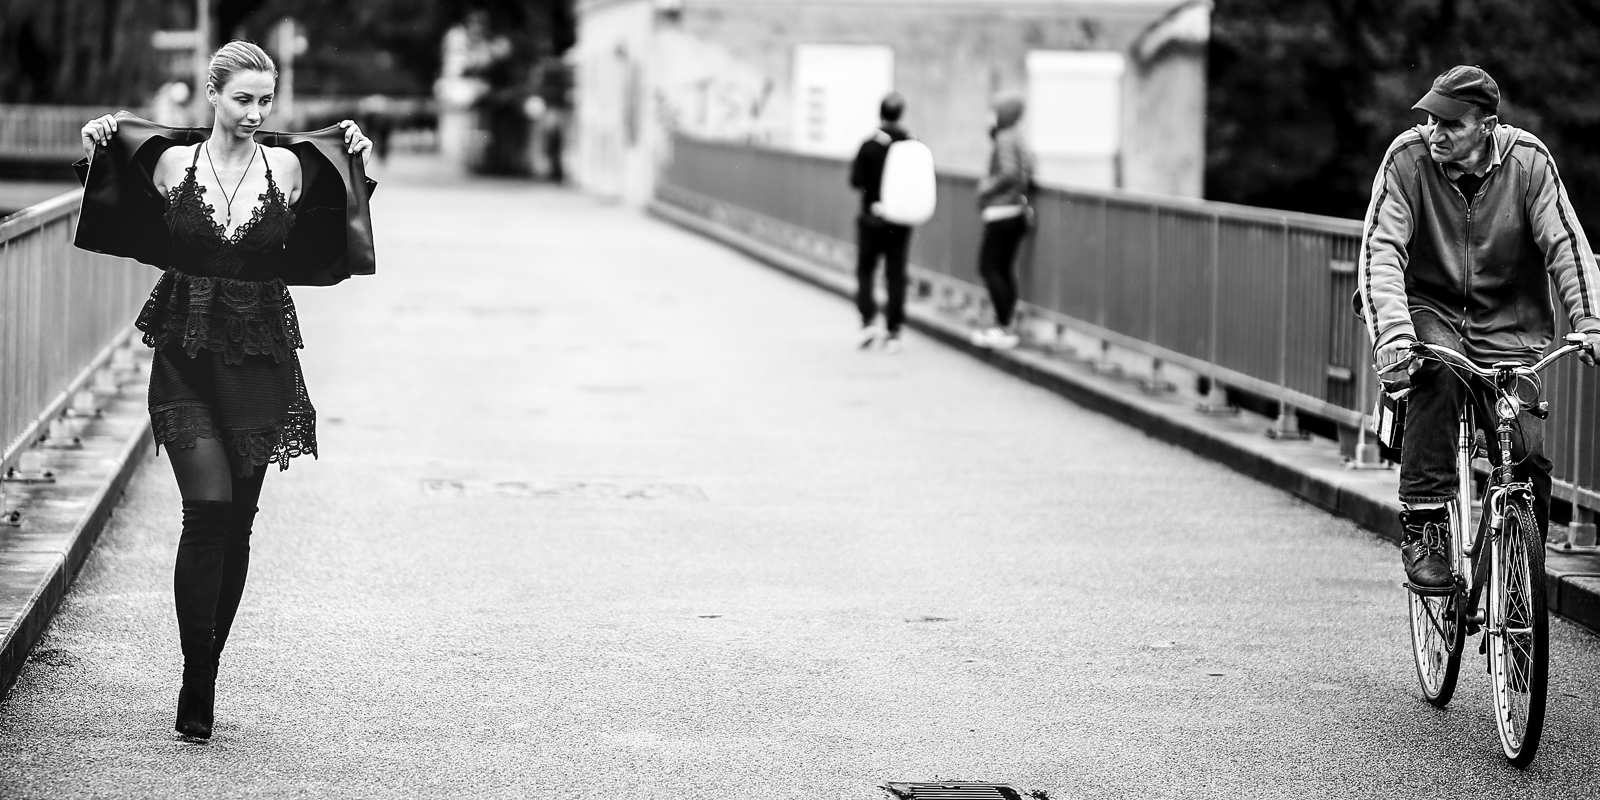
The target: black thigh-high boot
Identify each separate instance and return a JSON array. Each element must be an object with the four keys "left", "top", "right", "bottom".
[
  {"left": 211, "top": 503, "right": 257, "bottom": 673},
  {"left": 174, "top": 500, "right": 230, "bottom": 739}
]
